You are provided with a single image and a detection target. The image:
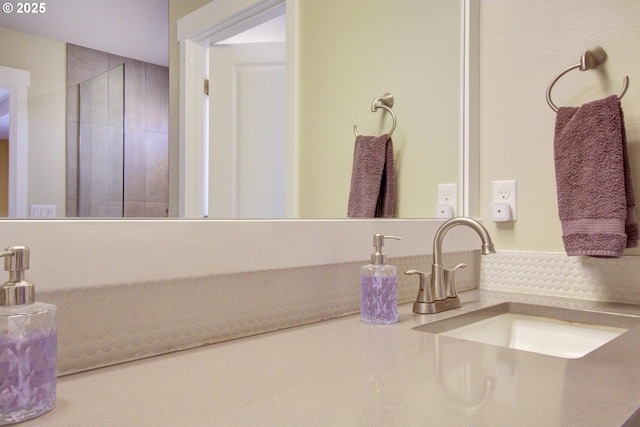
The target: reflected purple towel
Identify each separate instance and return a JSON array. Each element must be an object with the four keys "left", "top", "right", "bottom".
[
  {"left": 554, "top": 95, "right": 639, "bottom": 257},
  {"left": 348, "top": 134, "right": 395, "bottom": 218}
]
